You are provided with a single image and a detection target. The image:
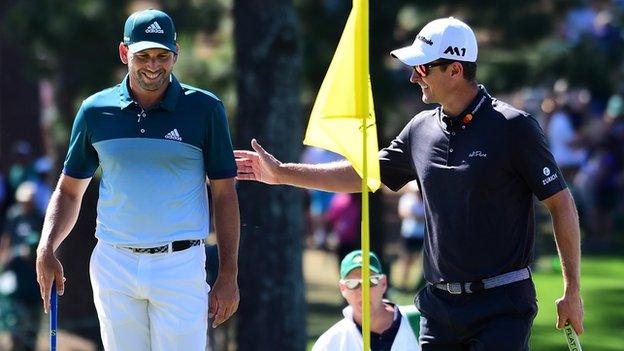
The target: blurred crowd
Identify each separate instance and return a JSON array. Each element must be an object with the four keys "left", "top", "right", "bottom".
[
  {"left": 511, "top": 77, "right": 624, "bottom": 251},
  {"left": 509, "top": 1, "right": 624, "bottom": 251},
  {"left": 0, "top": 141, "right": 53, "bottom": 350},
  {"left": 2, "top": 1, "right": 624, "bottom": 349}
]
